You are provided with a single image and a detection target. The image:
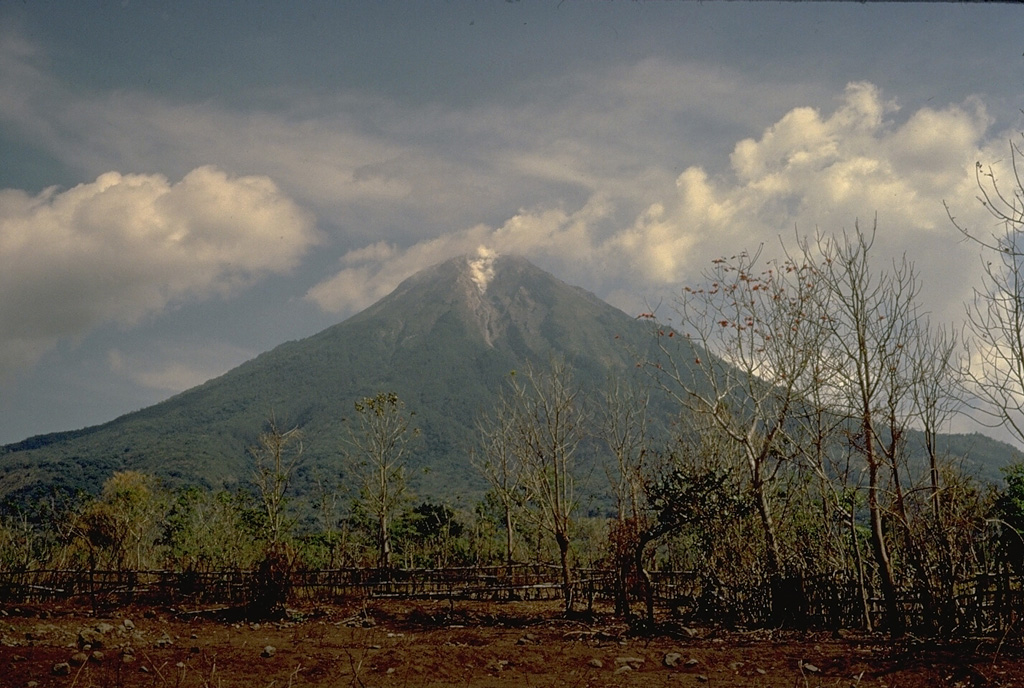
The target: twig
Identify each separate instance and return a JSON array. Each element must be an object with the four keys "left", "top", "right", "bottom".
[
  {"left": 287, "top": 663, "right": 303, "bottom": 687},
  {"left": 137, "top": 648, "right": 167, "bottom": 683},
  {"left": 67, "top": 658, "right": 88, "bottom": 688}
]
